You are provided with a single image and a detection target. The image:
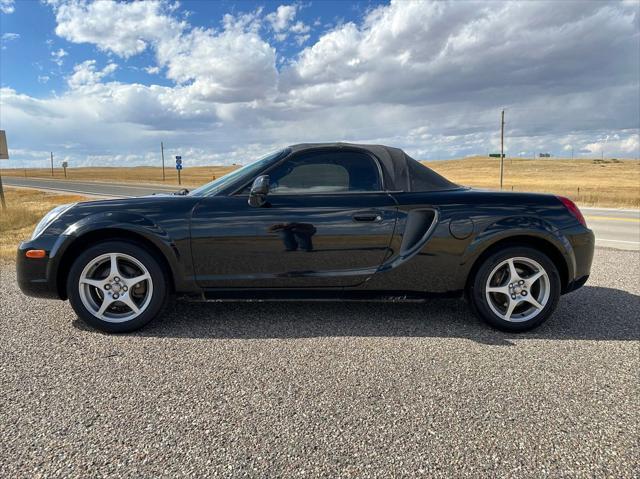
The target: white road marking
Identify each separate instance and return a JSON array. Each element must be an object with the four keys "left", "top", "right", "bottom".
[
  {"left": 581, "top": 207, "right": 640, "bottom": 213},
  {"left": 595, "top": 239, "right": 640, "bottom": 245}
]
